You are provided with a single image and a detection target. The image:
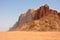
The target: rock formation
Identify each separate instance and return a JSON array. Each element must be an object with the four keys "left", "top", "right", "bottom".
[{"left": 9, "top": 4, "right": 60, "bottom": 31}]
